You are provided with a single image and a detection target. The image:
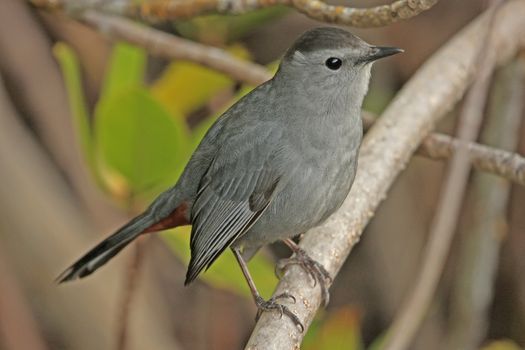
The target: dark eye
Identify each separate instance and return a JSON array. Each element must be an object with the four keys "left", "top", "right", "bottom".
[{"left": 325, "top": 57, "right": 342, "bottom": 70}]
